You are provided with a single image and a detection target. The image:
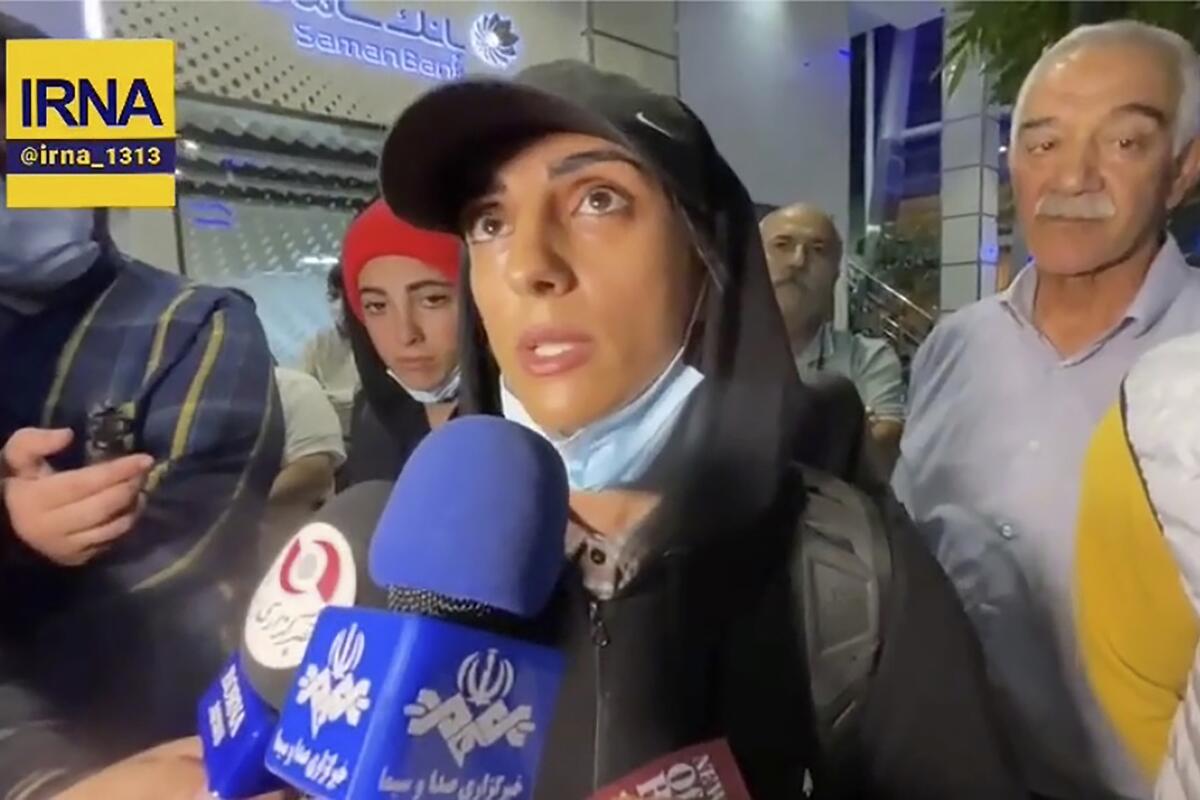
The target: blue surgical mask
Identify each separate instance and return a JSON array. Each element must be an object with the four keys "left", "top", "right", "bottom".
[
  {"left": 0, "top": 181, "right": 100, "bottom": 306},
  {"left": 500, "top": 346, "right": 704, "bottom": 492},
  {"left": 388, "top": 365, "right": 461, "bottom": 404}
]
